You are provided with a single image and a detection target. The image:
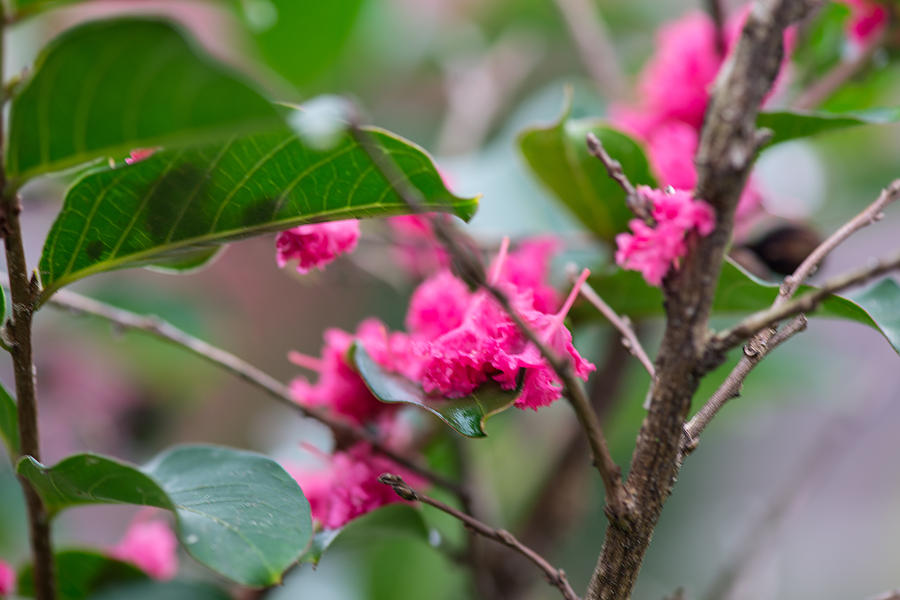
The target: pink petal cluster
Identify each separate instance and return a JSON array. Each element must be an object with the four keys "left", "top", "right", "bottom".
[
  {"left": 612, "top": 6, "right": 793, "bottom": 229},
  {"left": 615, "top": 186, "right": 715, "bottom": 286},
  {"left": 841, "top": 0, "right": 889, "bottom": 44},
  {"left": 124, "top": 148, "right": 157, "bottom": 165},
  {"left": 276, "top": 220, "right": 360, "bottom": 274},
  {"left": 0, "top": 559, "right": 14, "bottom": 596},
  {"left": 288, "top": 443, "right": 421, "bottom": 530},
  {"left": 387, "top": 214, "right": 450, "bottom": 277},
  {"left": 111, "top": 518, "right": 178, "bottom": 581}
]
